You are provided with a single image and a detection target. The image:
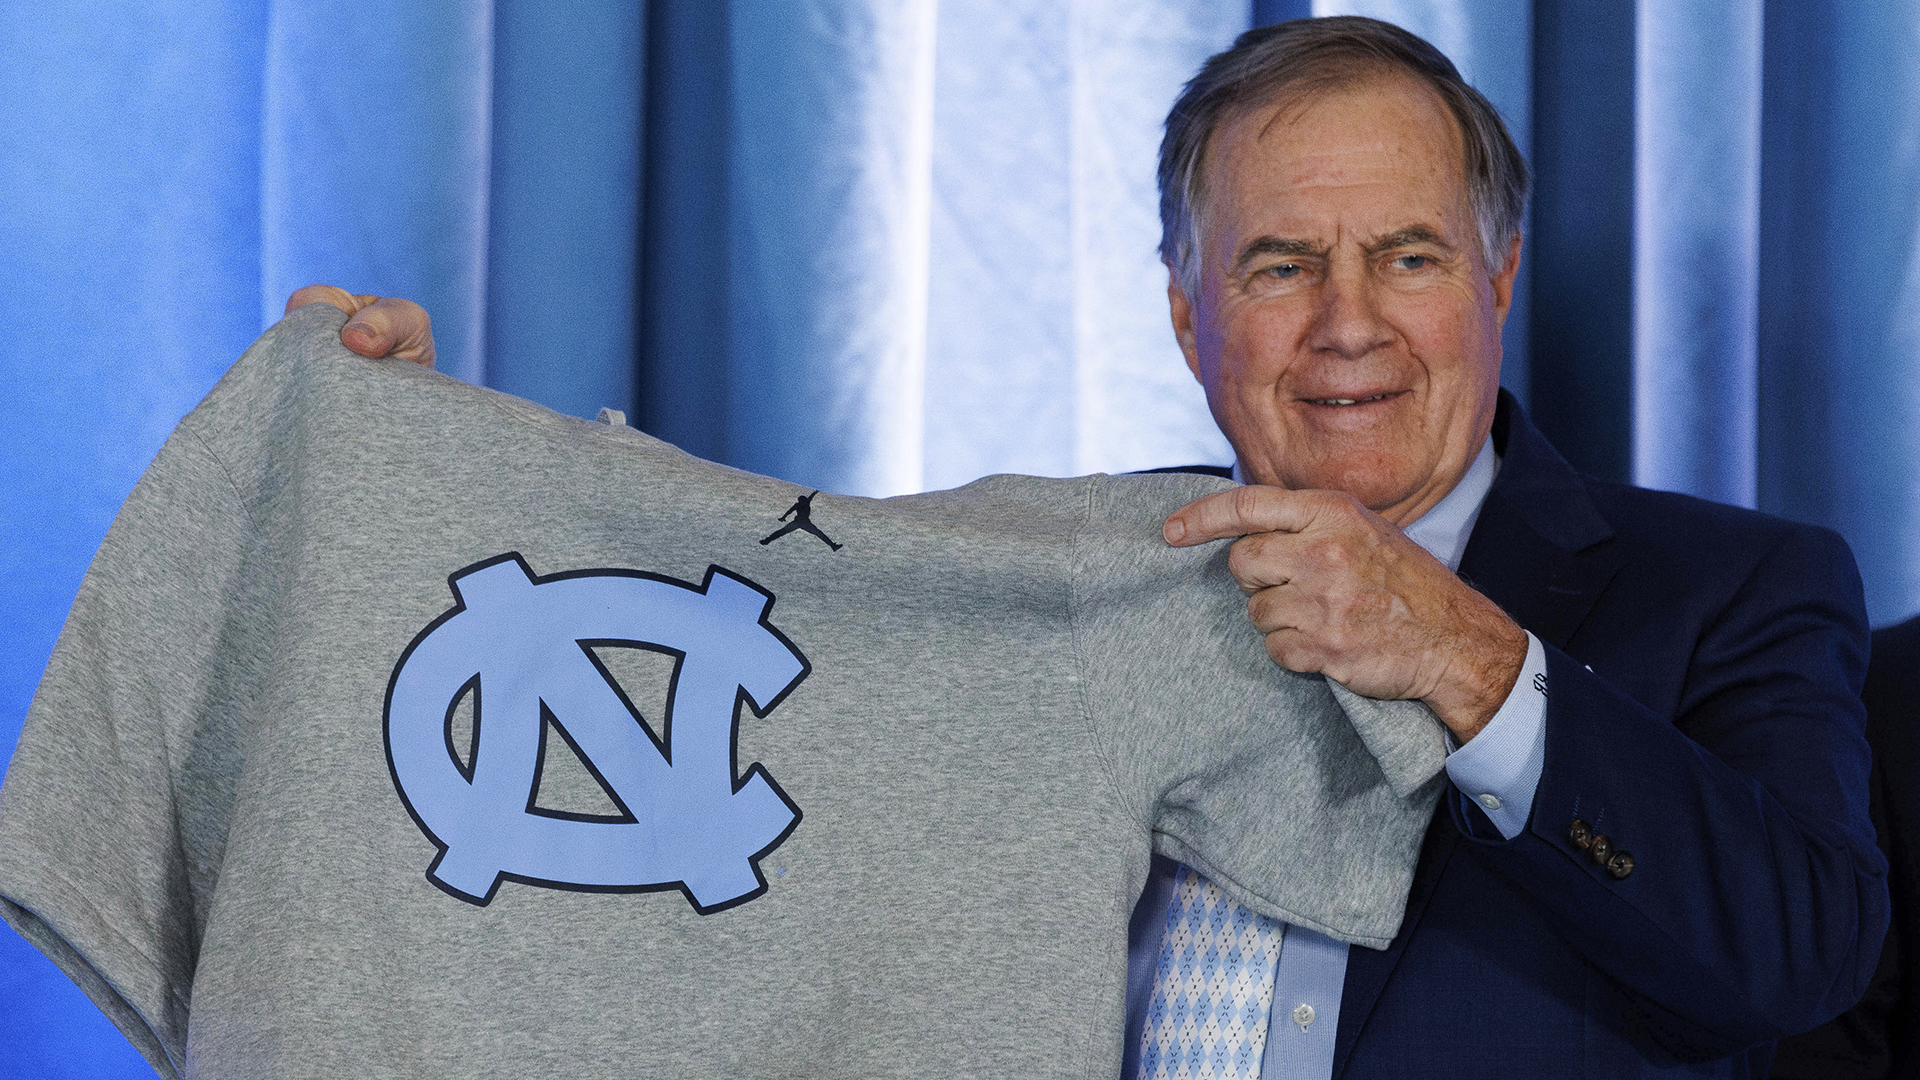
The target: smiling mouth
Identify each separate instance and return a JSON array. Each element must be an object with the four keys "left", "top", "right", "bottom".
[{"left": 1303, "top": 391, "right": 1402, "bottom": 406}]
